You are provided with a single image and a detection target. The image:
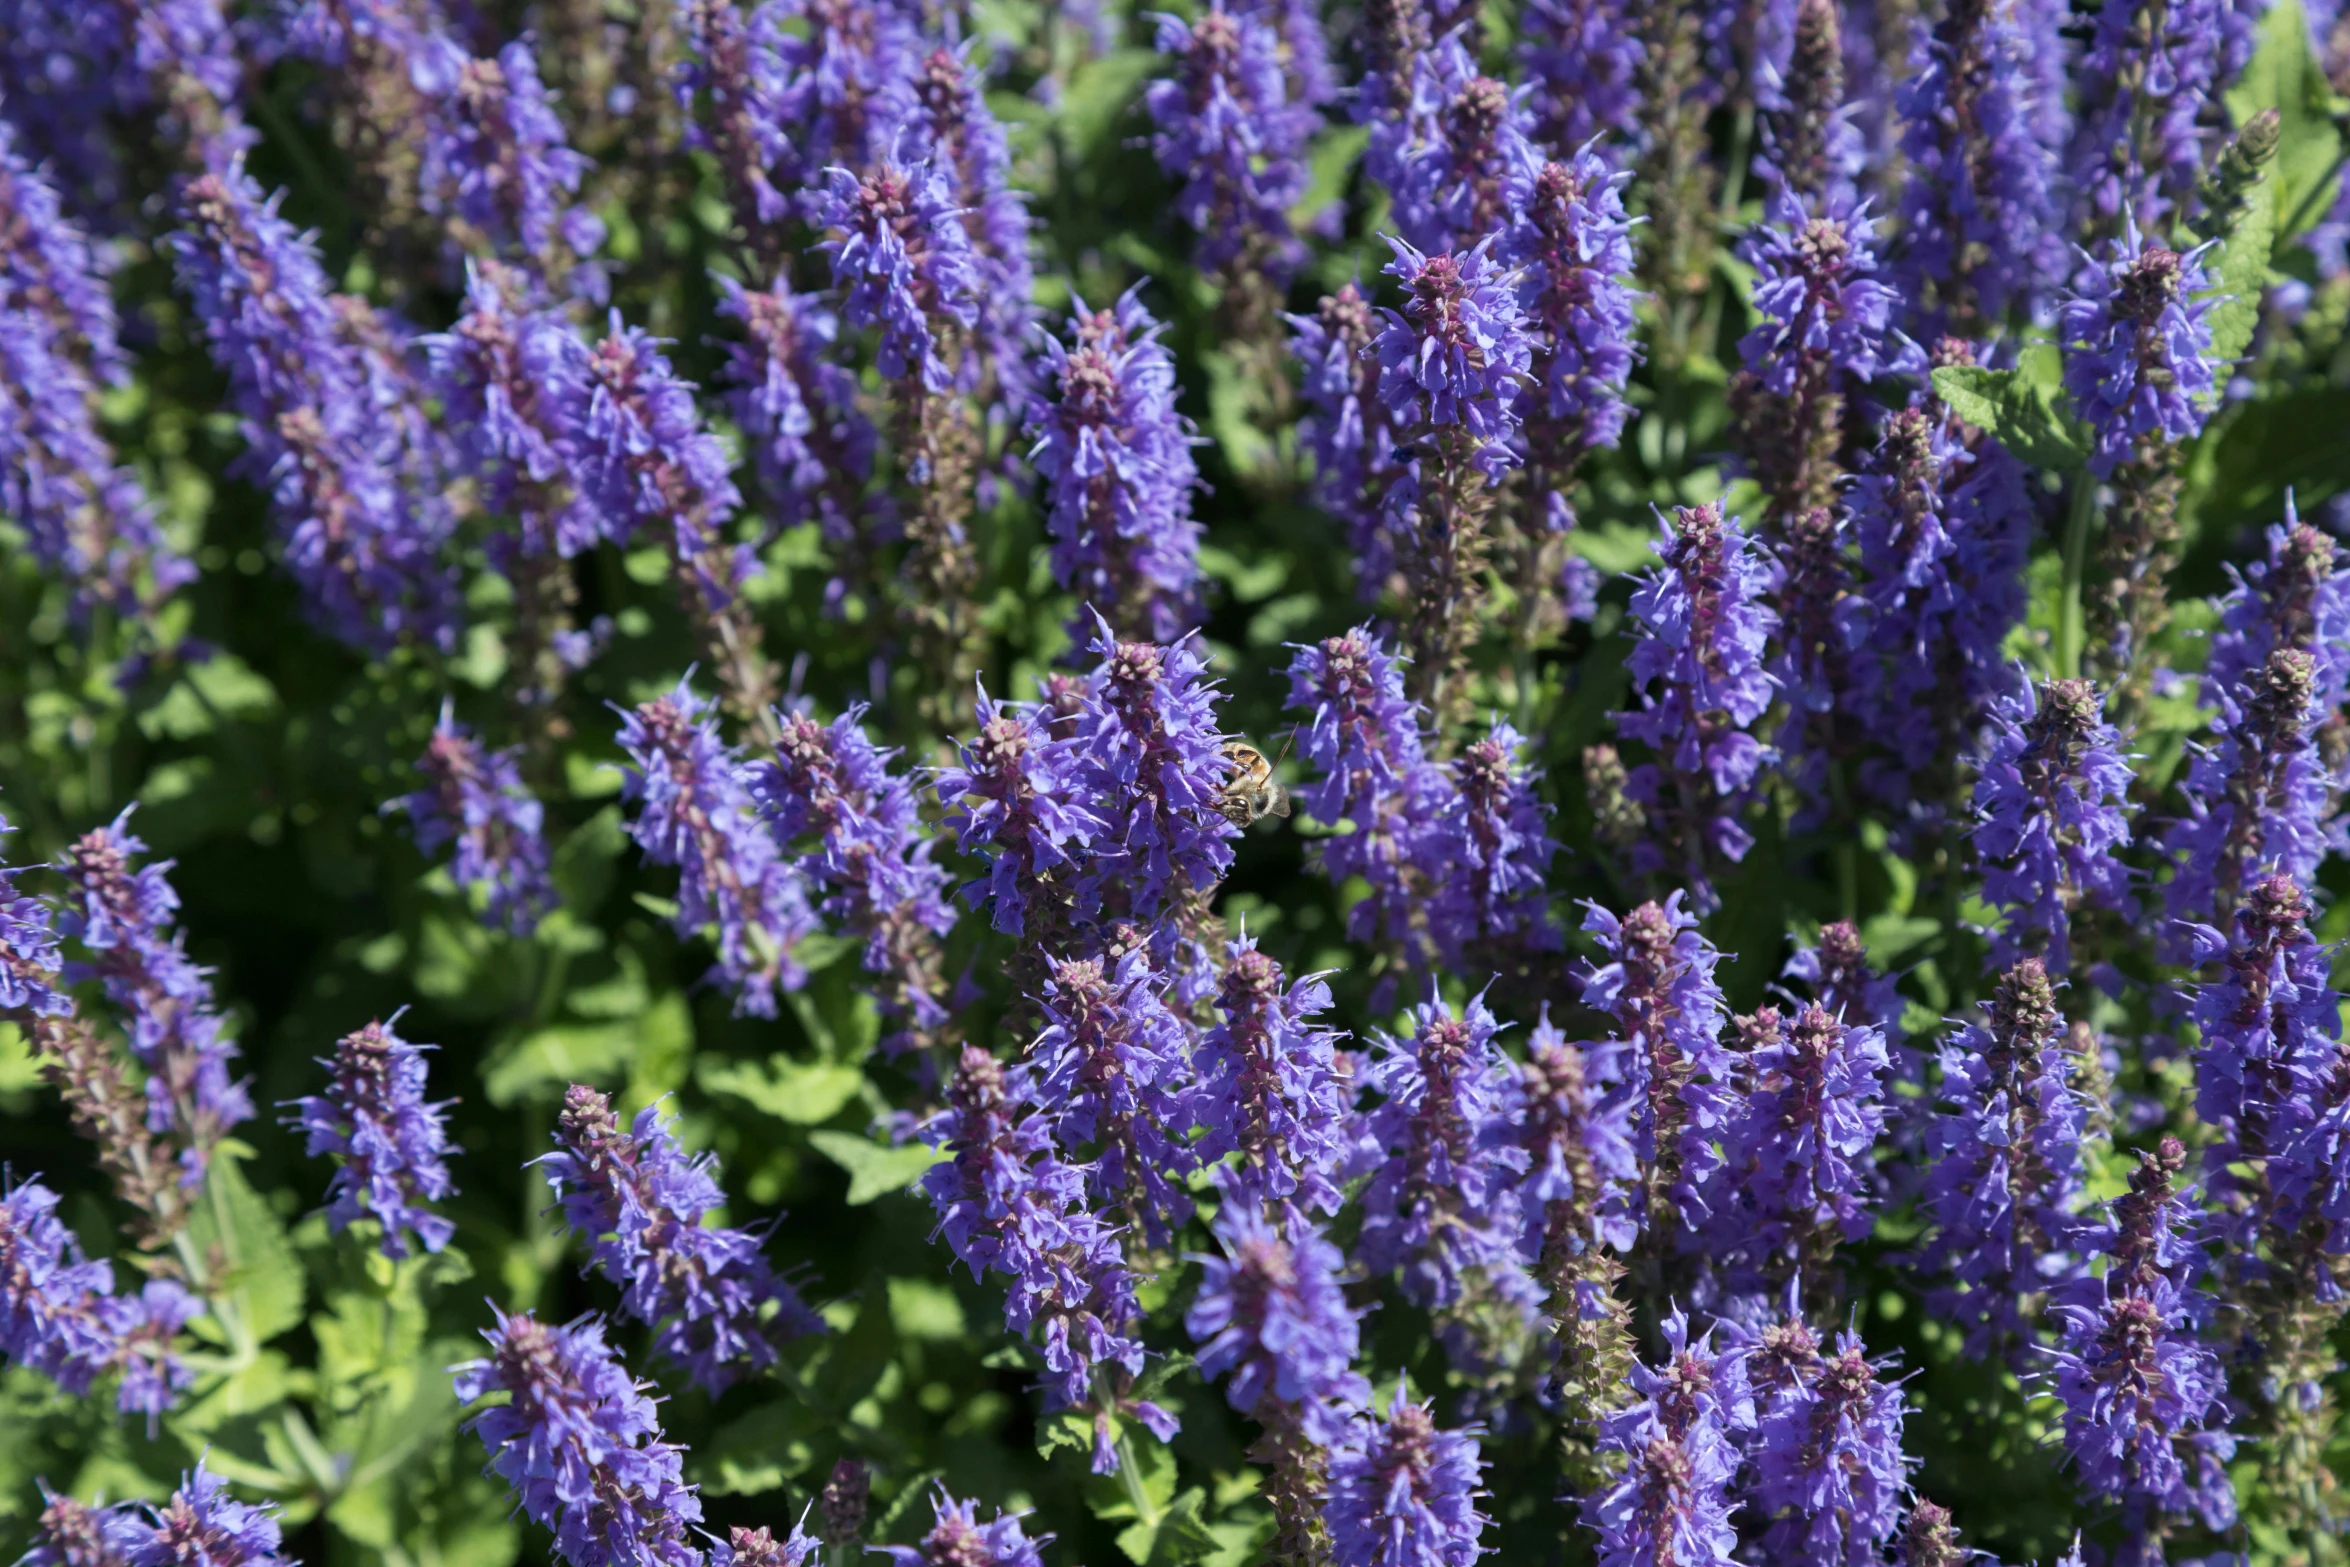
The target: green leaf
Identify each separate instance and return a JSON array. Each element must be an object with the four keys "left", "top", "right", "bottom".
[
  {"left": 1057, "top": 49, "right": 1158, "bottom": 162},
  {"left": 188, "top": 1151, "right": 305, "bottom": 1345},
  {"left": 1289, "top": 125, "right": 1369, "bottom": 231},
  {"left": 886, "top": 1276, "right": 968, "bottom": 1341},
  {"left": 695, "top": 1400, "right": 824, "bottom": 1496},
  {"left": 699, "top": 1055, "right": 865, "bottom": 1125},
  {"left": 1929, "top": 365, "right": 2091, "bottom": 472},
  {"left": 483, "top": 993, "right": 691, "bottom": 1106},
  {"left": 807, "top": 1131, "right": 948, "bottom": 1204},
  {"left": 2225, "top": 0, "right": 2347, "bottom": 238},
  {"left": 2200, "top": 172, "right": 2276, "bottom": 367},
  {"left": 1117, "top": 1488, "right": 1220, "bottom": 1567},
  {"left": 135, "top": 655, "right": 280, "bottom": 741}
]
